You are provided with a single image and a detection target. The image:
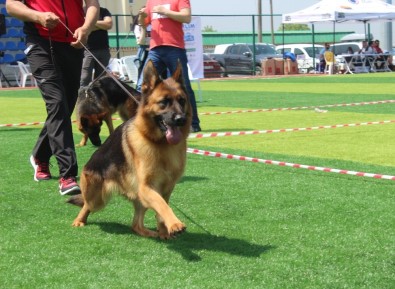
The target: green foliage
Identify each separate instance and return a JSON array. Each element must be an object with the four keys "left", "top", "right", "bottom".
[
  {"left": 202, "top": 25, "right": 217, "bottom": 32},
  {"left": 0, "top": 73, "right": 394, "bottom": 288},
  {"left": 279, "top": 23, "right": 311, "bottom": 31}
]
